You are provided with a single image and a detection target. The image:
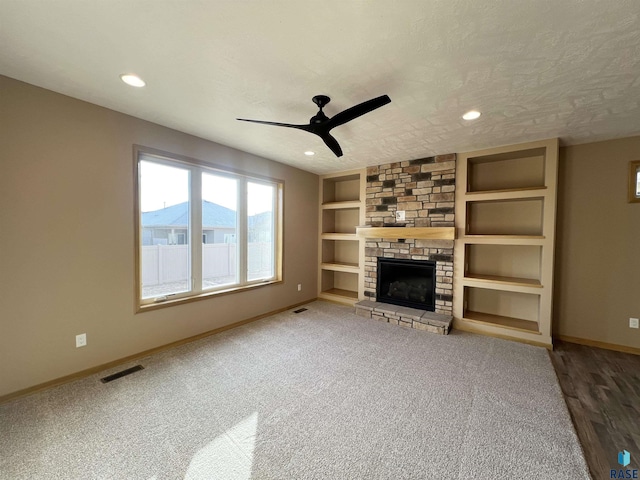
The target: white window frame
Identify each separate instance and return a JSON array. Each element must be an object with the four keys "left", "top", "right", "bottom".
[
  {"left": 134, "top": 146, "right": 283, "bottom": 311},
  {"left": 630, "top": 160, "right": 640, "bottom": 203}
]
